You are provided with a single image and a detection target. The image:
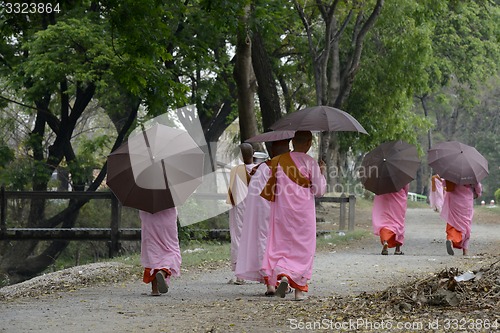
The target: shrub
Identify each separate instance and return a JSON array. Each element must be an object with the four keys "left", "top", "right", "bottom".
[{"left": 495, "top": 188, "right": 500, "bottom": 204}]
